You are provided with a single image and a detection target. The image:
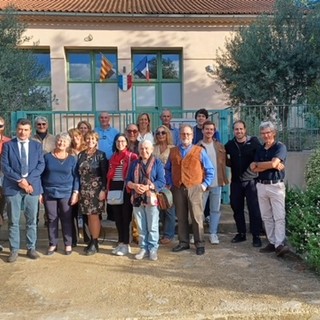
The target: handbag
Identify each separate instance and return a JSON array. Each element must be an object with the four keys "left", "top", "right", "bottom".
[
  {"left": 157, "top": 188, "right": 173, "bottom": 210},
  {"left": 107, "top": 189, "right": 124, "bottom": 205}
]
